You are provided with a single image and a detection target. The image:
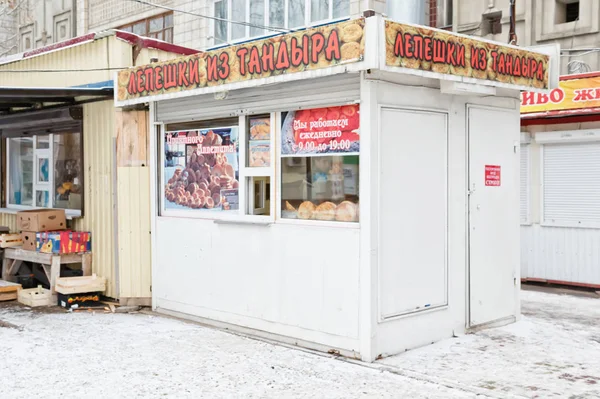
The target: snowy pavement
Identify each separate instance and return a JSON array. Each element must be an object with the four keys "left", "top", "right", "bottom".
[{"left": 0, "top": 289, "right": 598, "bottom": 399}]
